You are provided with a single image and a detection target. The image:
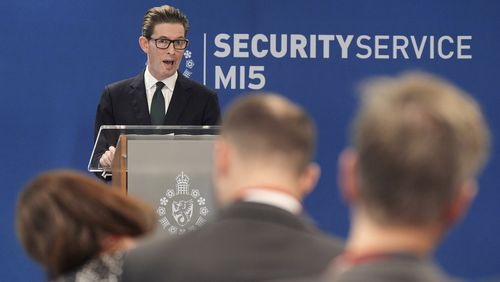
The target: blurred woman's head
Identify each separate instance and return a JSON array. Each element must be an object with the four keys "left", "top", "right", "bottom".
[{"left": 16, "top": 170, "right": 156, "bottom": 278}]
